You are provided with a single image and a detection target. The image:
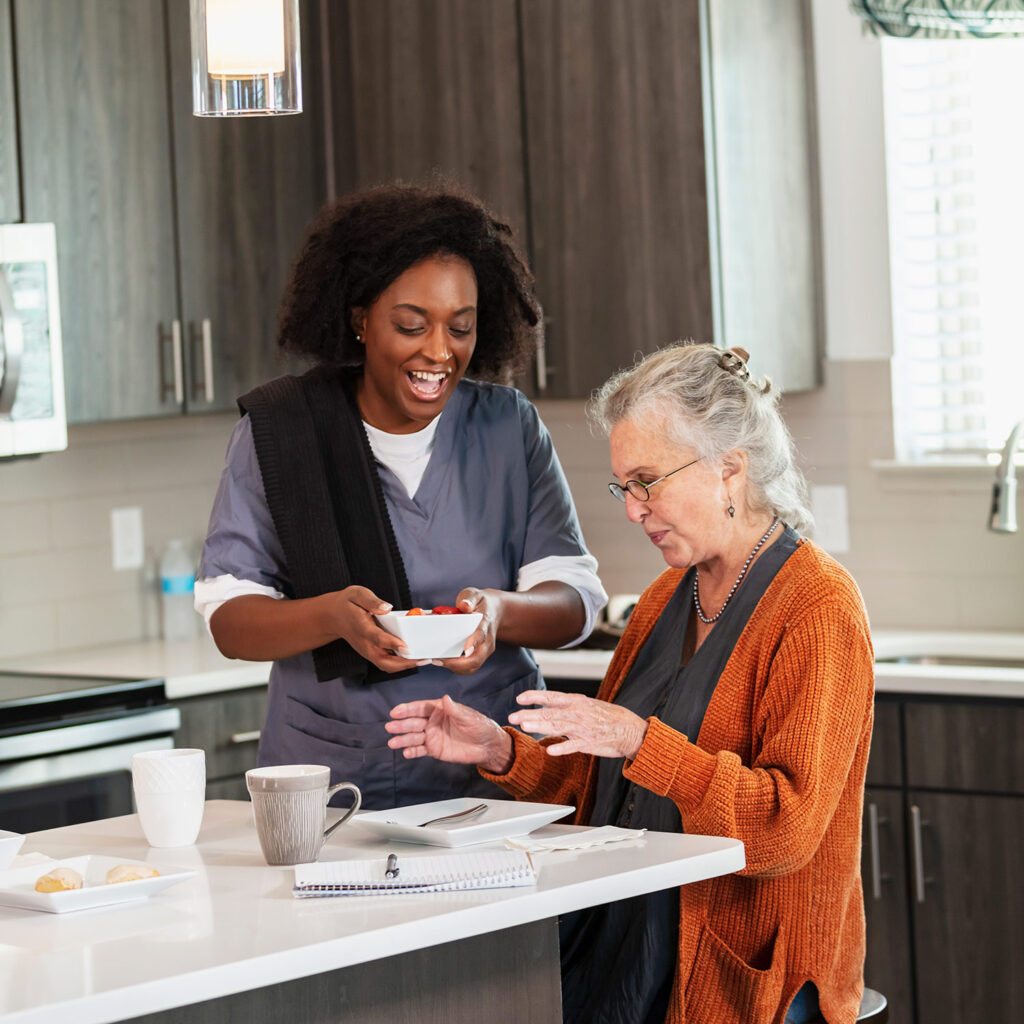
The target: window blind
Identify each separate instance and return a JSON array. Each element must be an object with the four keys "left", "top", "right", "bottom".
[{"left": 882, "top": 38, "right": 1024, "bottom": 459}]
